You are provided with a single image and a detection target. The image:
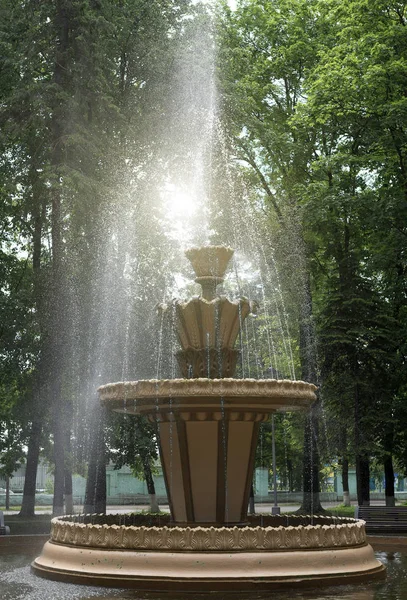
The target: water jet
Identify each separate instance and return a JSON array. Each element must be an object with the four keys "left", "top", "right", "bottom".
[{"left": 32, "top": 245, "right": 385, "bottom": 590}]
